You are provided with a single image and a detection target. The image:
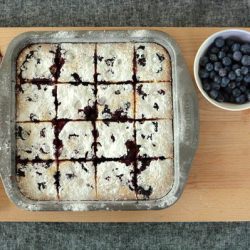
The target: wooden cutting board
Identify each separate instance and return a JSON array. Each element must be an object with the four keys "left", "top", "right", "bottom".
[{"left": 0, "top": 27, "right": 250, "bottom": 222}]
